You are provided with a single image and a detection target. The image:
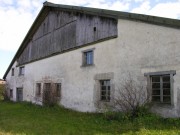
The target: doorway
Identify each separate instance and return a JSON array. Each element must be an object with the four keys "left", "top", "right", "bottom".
[{"left": 16, "top": 88, "right": 23, "bottom": 101}]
